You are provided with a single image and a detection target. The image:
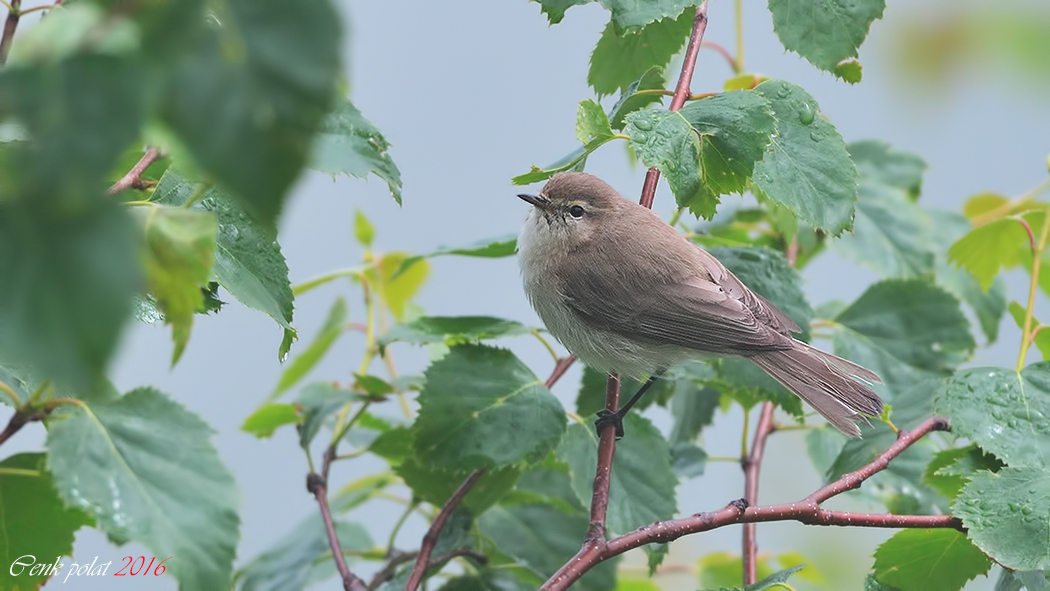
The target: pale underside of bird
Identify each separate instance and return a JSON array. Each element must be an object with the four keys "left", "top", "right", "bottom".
[{"left": 517, "top": 172, "right": 884, "bottom": 437}]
